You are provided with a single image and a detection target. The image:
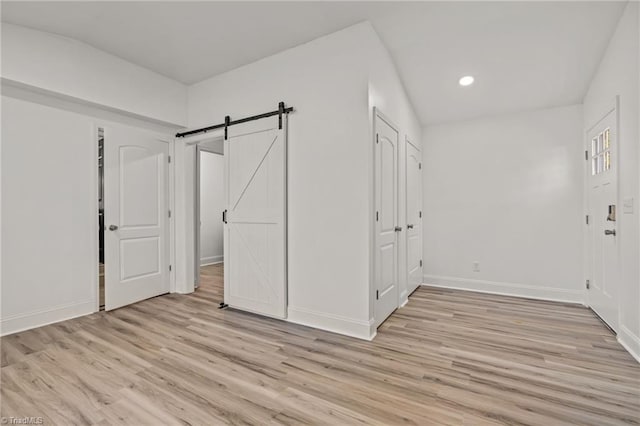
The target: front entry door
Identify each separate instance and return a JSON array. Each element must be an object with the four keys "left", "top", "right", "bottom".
[
  {"left": 224, "top": 116, "right": 287, "bottom": 319},
  {"left": 104, "top": 125, "right": 170, "bottom": 310},
  {"left": 374, "top": 110, "right": 400, "bottom": 327},
  {"left": 406, "top": 140, "right": 423, "bottom": 295},
  {"left": 587, "top": 108, "right": 619, "bottom": 331}
]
